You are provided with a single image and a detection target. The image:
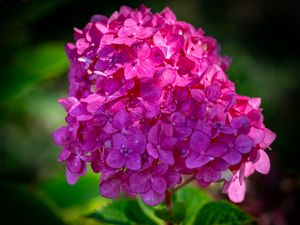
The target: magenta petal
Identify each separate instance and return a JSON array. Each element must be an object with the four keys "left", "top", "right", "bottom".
[
  {"left": 66, "top": 154, "right": 82, "bottom": 173},
  {"left": 222, "top": 149, "right": 242, "bottom": 165},
  {"left": 174, "top": 127, "right": 192, "bottom": 140},
  {"left": 177, "top": 56, "right": 195, "bottom": 75},
  {"left": 151, "top": 177, "right": 167, "bottom": 194},
  {"left": 225, "top": 177, "right": 246, "bottom": 203},
  {"left": 112, "top": 133, "right": 127, "bottom": 148},
  {"left": 159, "top": 149, "right": 175, "bottom": 165},
  {"left": 231, "top": 116, "right": 250, "bottom": 134},
  {"left": 126, "top": 153, "right": 142, "bottom": 170},
  {"left": 140, "top": 82, "right": 162, "bottom": 102},
  {"left": 189, "top": 131, "right": 210, "bottom": 152},
  {"left": 53, "top": 127, "right": 67, "bottom": 146},
  {"left": 148, "top": 124, "right": 160, "bottom": 144},
  {"left": 253, "top": 150, "right": 270, "bottom": 174},
  {"left": 191, "top": 89, "right": 205, "bottom": 102},
  {"left": 137, "top": 60, "right": 155, "bottom": 78},
  {"left": 136, "top": 27, "right": 158, "bottom": 39},
  {"left": 129, "top": 173, "right": 151, "bottom": 193},
  {"left": 185, "top": 153, "right": 210, "bottom": 169},
  {"left": 167, "top": 34, "right": 184, "bottom": 57},
  {"left": 149, "top": 47, "right": 165, "bottom": 65},
  {"left": 128, "top": 133, "right": 146, "bottom": 154},
  {"left": 147, "top": 143, "right": 159, "bottom": 158},
  {"left": 159, "top": 68, "right": 176, "bottom": 87},
  {"left": 206, "top": 84, "right": 222, "bottom": 101},
  {"left": 263, "top": 128, "right": 276, "bottom": 147},
  {"left": 234, "top": 134, "right": 253, "bottom": 154},
  {"left": 58, "top": 149, "right": 71, "bottom": 162},
  {"left": 106, "top": 149, "right": 125, "bottom": 169},
  {"left": 141, "top": 190, "right": 165, "bottom": 206},
  {"left": 112, "top": 109, "right": 131, "bottom": 130},
  {"left": 132, "top": 41, "right": 151, "bottom": 60},
  {"left": 58, "top": 97, "right": 78, "bottom": 112},
  {"left": 66, "top": 167, "right": 79, "bottom": 185},
  {"left": 161, "top": 137, "right": 177, "bottom": 150},
  {"left": 100, "top": 179, "right": 120, "bottom": 199},
  {"left": 124, "top": 64, "right": 137, "bottom": 79},
  {"left": 206, "top": 143, "right": 228, "bottom": 157},
  {"left": 248, "top": 127, "right": 265, "bottom": 144}
]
